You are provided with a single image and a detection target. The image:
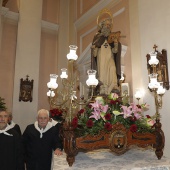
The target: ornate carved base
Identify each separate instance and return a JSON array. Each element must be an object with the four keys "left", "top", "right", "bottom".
[{"left": 63, "top": 121, "right": 165, "bottom": 167}]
